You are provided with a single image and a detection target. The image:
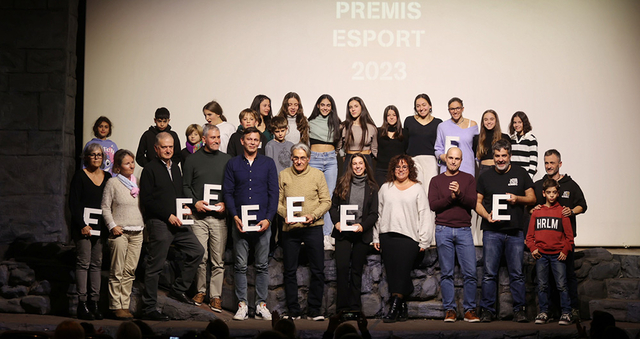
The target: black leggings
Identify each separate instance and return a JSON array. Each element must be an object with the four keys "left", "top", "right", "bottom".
[{"left": 380, "top": 232, "right": 420, "bottom": 296}]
